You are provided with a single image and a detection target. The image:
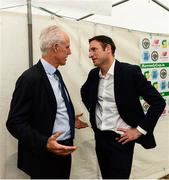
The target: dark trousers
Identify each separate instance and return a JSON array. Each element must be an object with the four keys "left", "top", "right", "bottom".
[
  {"left": 30, "top": 139, "right": 73, "bottom": 179},
  {"left": 95, "top": 130, "right": 135, "bottom": 179}
]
